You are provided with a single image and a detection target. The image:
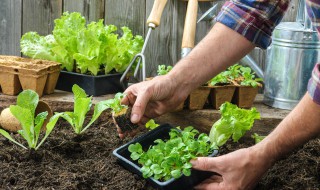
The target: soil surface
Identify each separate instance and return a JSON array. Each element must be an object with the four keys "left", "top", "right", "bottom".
[{"left": 0, "top": 116, "right": 319, "bottom": 190}]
